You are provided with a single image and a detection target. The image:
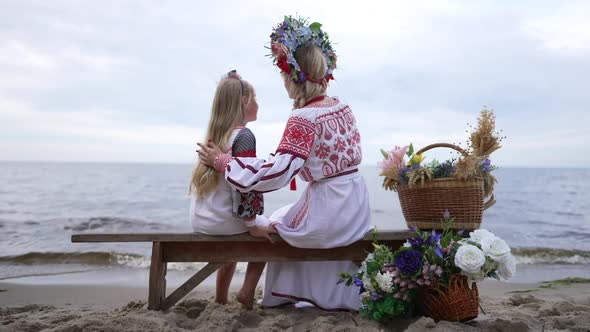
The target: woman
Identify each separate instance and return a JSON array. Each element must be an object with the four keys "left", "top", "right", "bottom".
[{"left": 198, "top": 16, "right": 371, "bottom": 310}]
